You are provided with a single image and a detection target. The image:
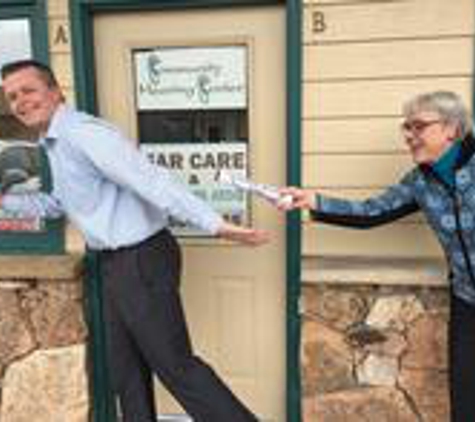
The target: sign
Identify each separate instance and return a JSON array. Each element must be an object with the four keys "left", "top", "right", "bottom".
[
  {"left": 141, "top": 142, "right": 249, "bottom": 235},
  {"left": 134, "top": 46, "right": 247, "bottom": 110}
]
